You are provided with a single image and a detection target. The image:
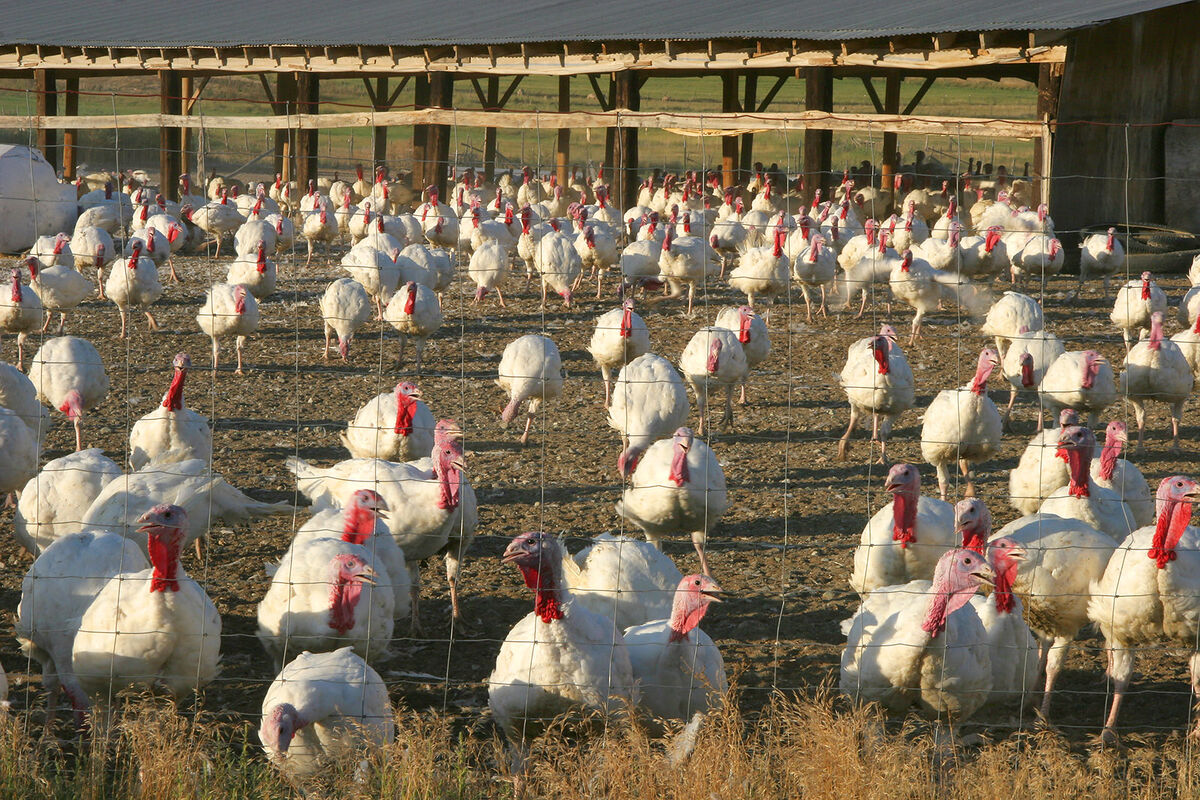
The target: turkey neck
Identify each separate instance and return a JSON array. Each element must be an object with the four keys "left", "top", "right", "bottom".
[
  {"left": 147, "top": 528, "right": 182, "bottom": 593},
  {"left": 1150, "top": 496, "right": 1193, "bottom": 569},
  {"left": 163, "top": 368, "right": 187, "bottom": 411},
  {"left": 9, "top": 273, "right": 20, "bottom": 303},
  {"left": 620, "top": 306, "right": 633, "bottom": 338},
  {"left": 403, "top": 286, "right": 417, "bottom": 315},
  {"left": 341, "top": 506, "right": 375, "bottom": 546},
  {"left": 890, "top": 489, "right": 918, "bottom": 548},
  {"left": 394, "top": 391, "right": 417, "bottom": 436},
  {"left": 435, "top": 447, "right": 463, "bottom": 510},
  {"left": 993, "top": 559, "right": 1017, "bottom": 613},
  {"left": 1066, "top": 447, "right": 1090, "bottom": 498},
  {"left": 328, "top": 572, "right": 364, "bottom": 634},
  {"left": 668, "top": 597, "right": 710, "bottom": 644},
  {"left": 920, "top": 577, "right": 974, "bottom": 637},
  {"left": 970, "top": 359, "right": 994, "bottom": 395},
  {"left": 1098, "top": 436, "right": 1122, "bottom": 481},
  {"left": 669, "top": 442, "right": 690, "bottom": 487},
  {"left": 517, "top": 562, "right": 565, "bottom": 623},
  {"left": 960, "top": 525, "right": 987, "bottom": 553}
]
